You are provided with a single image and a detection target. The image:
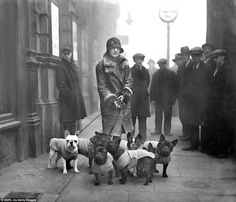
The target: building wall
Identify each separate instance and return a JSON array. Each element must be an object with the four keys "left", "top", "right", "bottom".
[
  {"left": 207, "top": 0, "right": 236, "bottom": 152},
  {"left": 0, "top": 0, "right": 119, "bottom": 169}
]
